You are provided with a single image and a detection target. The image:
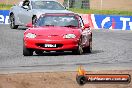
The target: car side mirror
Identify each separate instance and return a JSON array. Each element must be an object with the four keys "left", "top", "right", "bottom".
[
  {"left": 84, "top": 24, "right": 90, "bottom": 29},
  {"left": 26, "top": 22, "right": 33, "bottom": 28},
  {"left": 23, "top": 6, "right": 29, "bottom": 9},
  {"left": 65, "top": 7, "right": 69, "bottom": 10}
]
